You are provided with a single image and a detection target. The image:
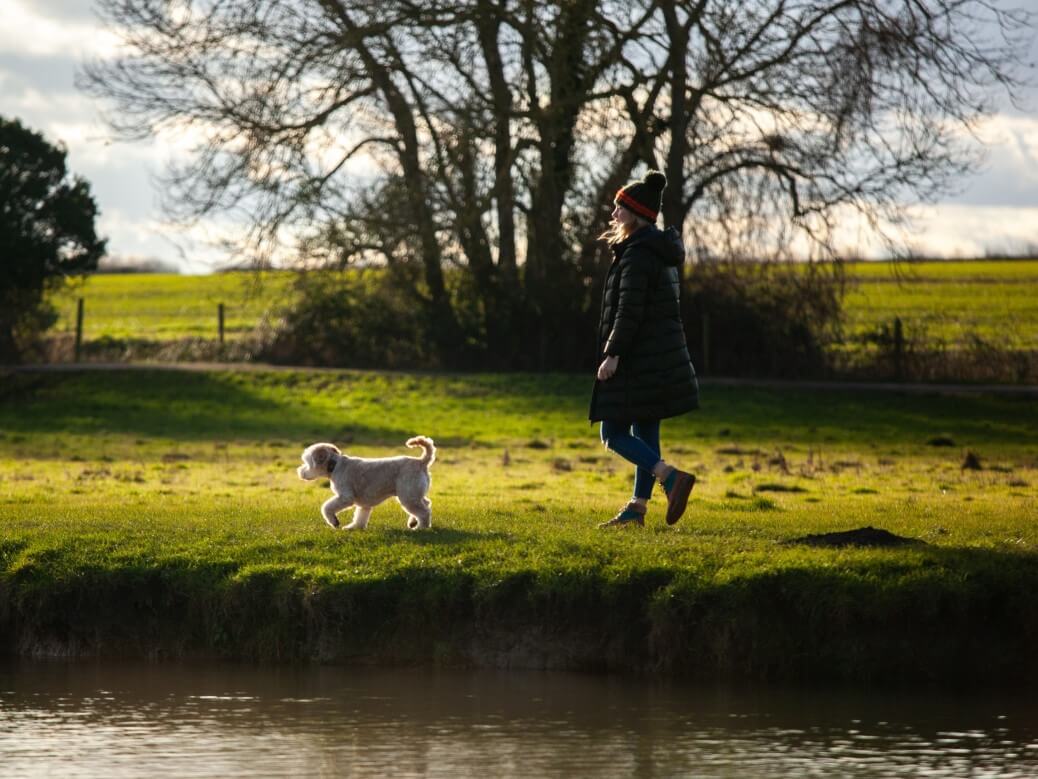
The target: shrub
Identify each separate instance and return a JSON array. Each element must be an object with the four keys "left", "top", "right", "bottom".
[
  {"left": 682, "top": 261, "right": 845, "bottom": 378},
  {"left": 253, "top": 261, "right": 847, "bottom": 376},
  {"left": 836, "top": 321, "right": 1038, "bottom": 384},
  {"left": 256, "top": 269, "right": 439, "bottom": 369}
]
